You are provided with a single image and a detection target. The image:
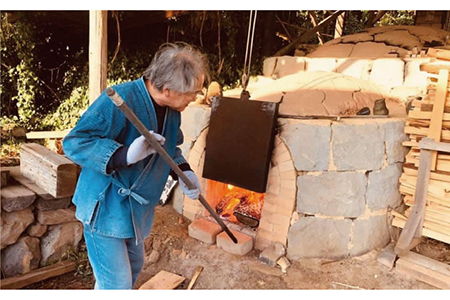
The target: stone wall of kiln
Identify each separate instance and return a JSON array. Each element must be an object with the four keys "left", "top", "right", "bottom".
[
  {"left": 281, "top": 118, "right": 409, "bottom": 259},
  {"left": 175, "top": 106, "right": 410, "bottom": 259}
]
